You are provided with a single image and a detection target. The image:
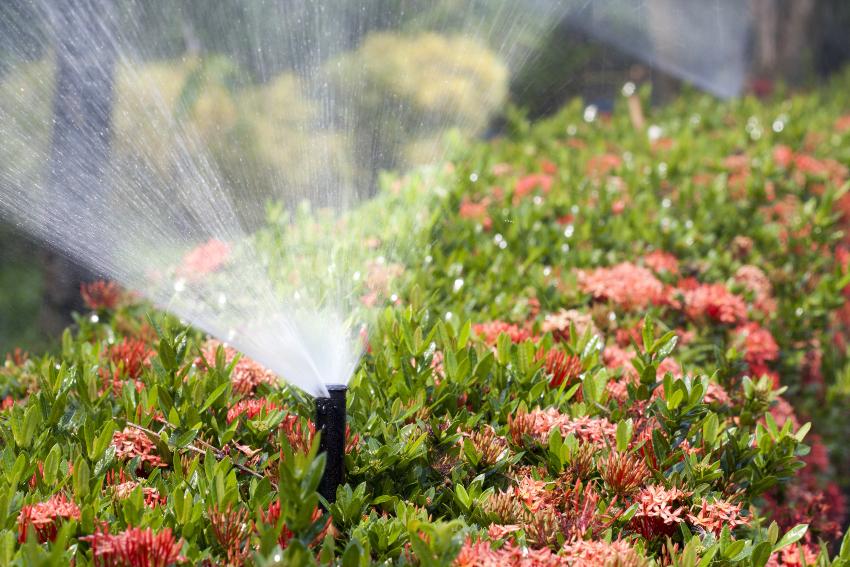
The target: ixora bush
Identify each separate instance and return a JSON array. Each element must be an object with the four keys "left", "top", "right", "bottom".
[{"left": 4, "top": 74, "right": 850, "bottom": 564}]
